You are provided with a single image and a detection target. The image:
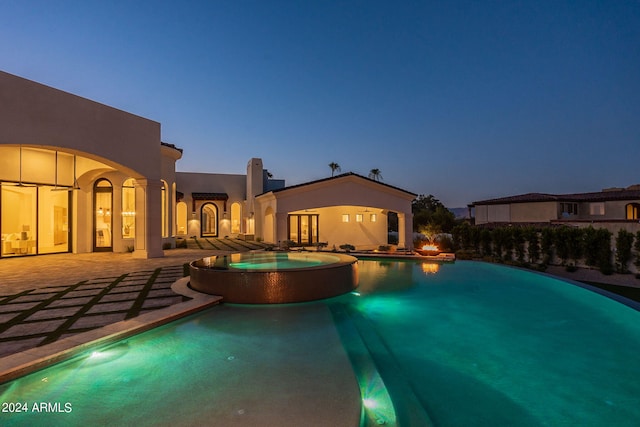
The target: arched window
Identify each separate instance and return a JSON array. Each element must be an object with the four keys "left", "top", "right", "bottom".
[
  {"left": 122, "top": 178, "right": 136, "bottom": 238},
  {"left": 626, "top": 203, "right": 640, "bottom": 220},
  {"left": 231, "top": 202, "right": 241, "bottom": 234},
  {"left": 201, "top": 203, "right": 218, "bottom": 237},
  {"left": 161, "top": 180, "right": 169, "bottom": 237},
  {"left": 176, "top": 202, "right": 187, "bottom": 235},
  {"left": 94, "top": 179, "right": 113, "bottom": 251}
]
